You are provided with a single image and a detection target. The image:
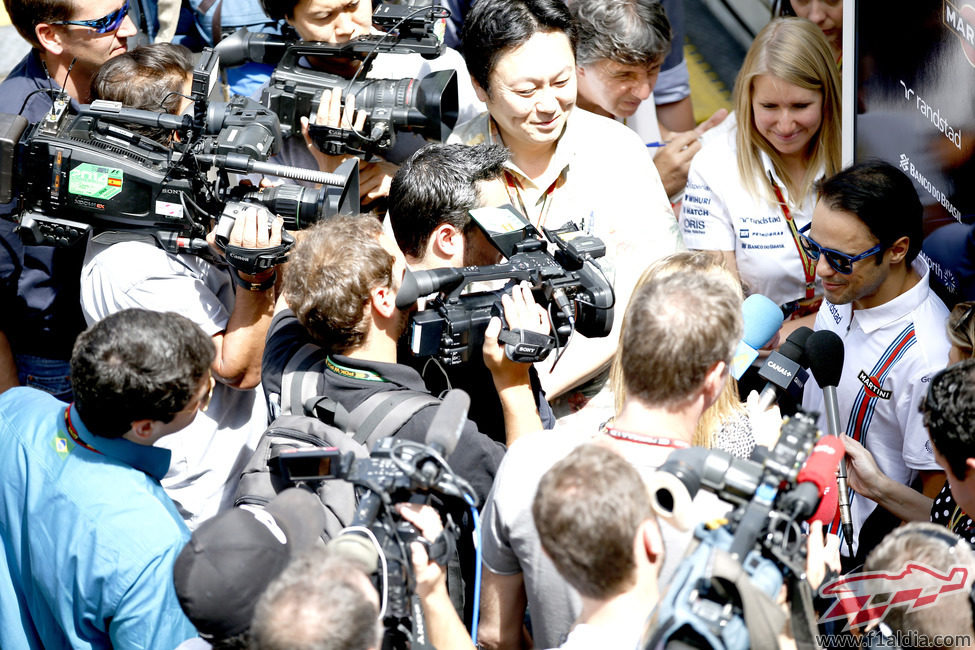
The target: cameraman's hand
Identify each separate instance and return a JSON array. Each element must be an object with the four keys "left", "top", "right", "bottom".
[
  {"left": 360, "top": 159, "right": 398, "bottom": 204},
  {"left": 206, "top": 205, "right": 284, "bottom": 282},
  {"left": 396, "top": 503, "right": 447, "bottom": 599},
  {"left": 806, "top": 520, "right": 842, "bottom": 591},
  {"left": 301, "top": 87, "right": 366, "bottom": 174},
  {"left": 483, "top": 282, "right": 550, "bottom": 386}
]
